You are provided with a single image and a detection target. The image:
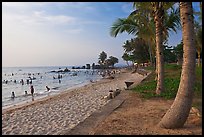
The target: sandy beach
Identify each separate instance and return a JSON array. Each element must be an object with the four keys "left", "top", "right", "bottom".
[{"left": 2, "top": 68, "right": 150, "bottom": 135}]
